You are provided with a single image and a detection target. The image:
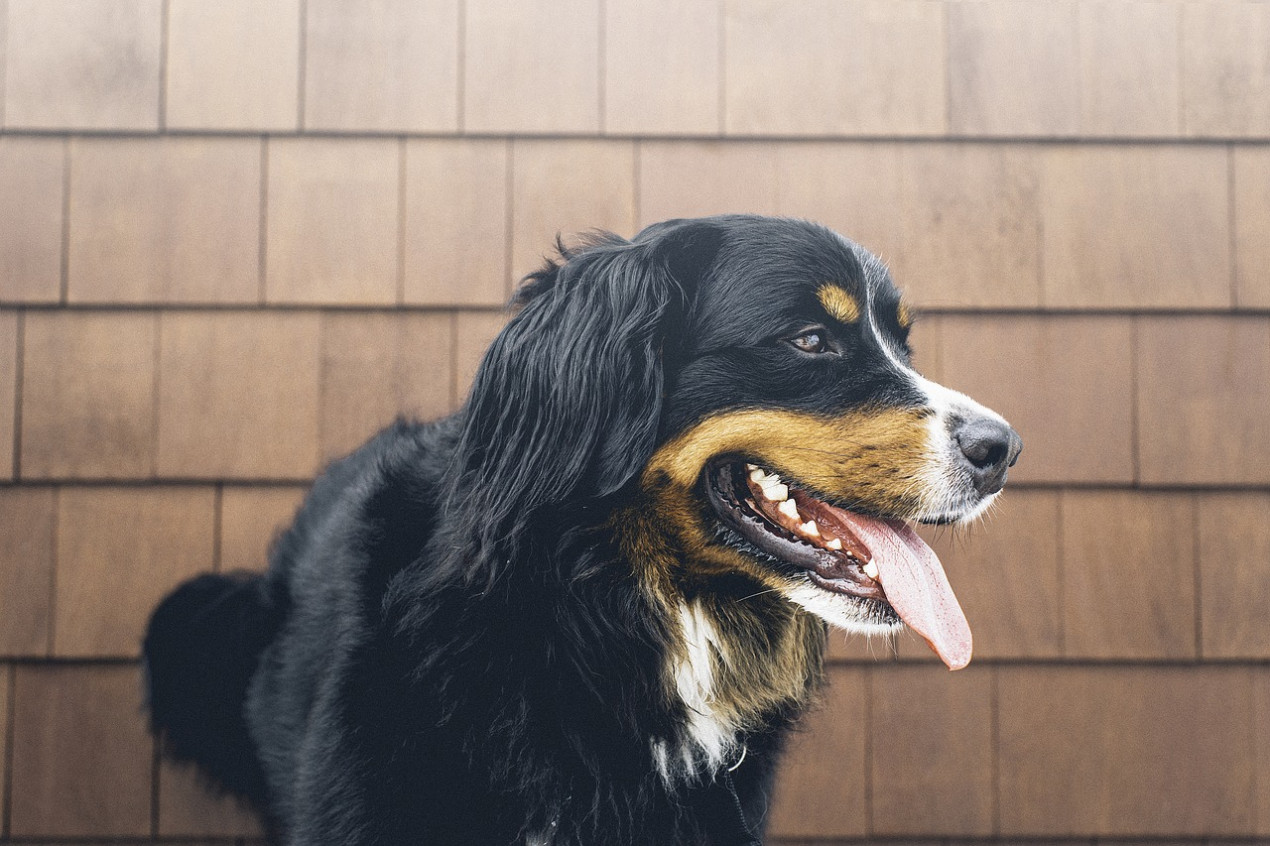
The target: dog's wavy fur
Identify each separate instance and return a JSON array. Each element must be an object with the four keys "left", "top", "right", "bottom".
[{"left": 144, "top": 215, "right": 1011, "bottom": 844}]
